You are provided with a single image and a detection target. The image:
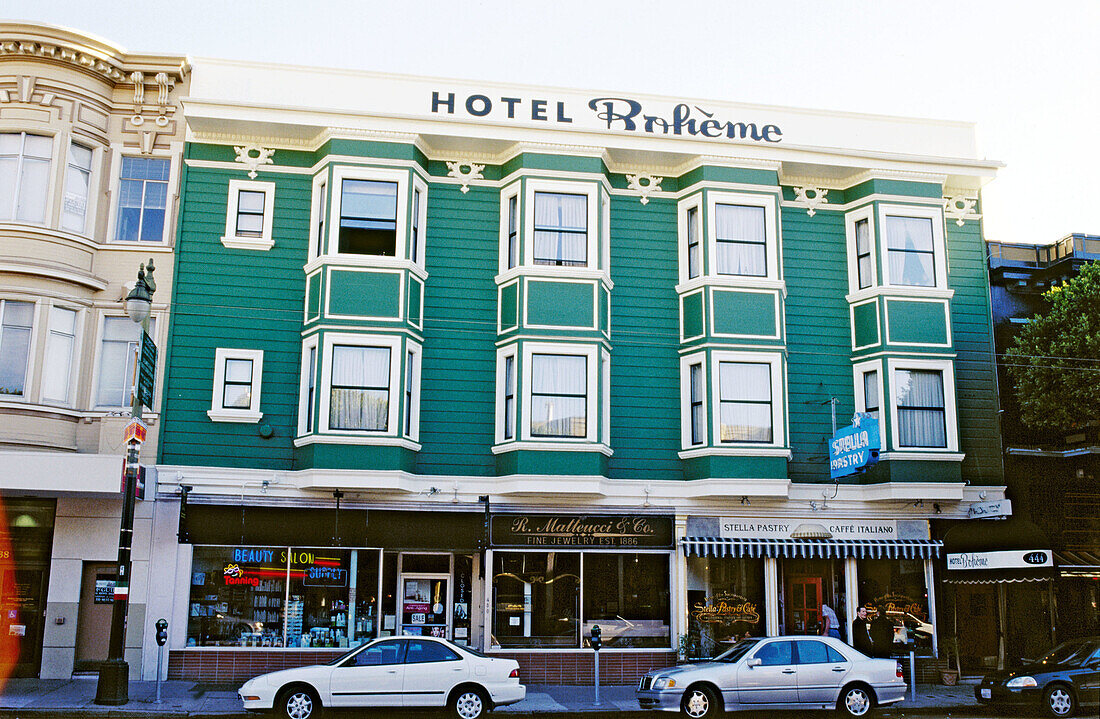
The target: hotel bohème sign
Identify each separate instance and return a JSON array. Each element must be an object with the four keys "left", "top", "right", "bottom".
[{"left": 491, "top": 514, "right": 674, "bottom": 549}]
